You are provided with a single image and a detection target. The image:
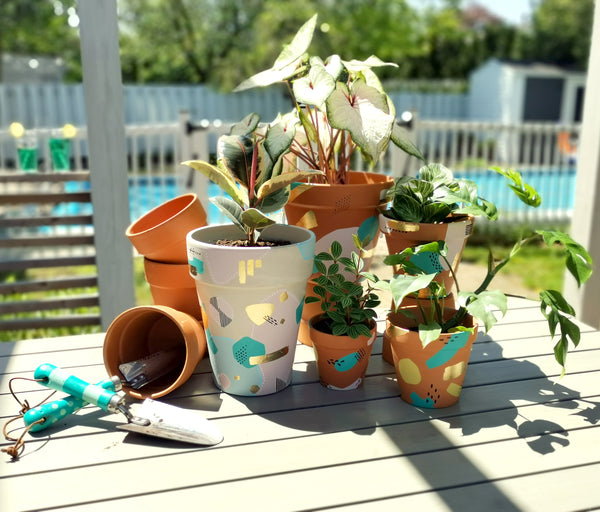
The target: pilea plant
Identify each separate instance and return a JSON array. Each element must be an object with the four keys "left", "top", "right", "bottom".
[
  {"left": 234, "top": 14, "right": 424, "bottom": 185},
  {"left": 377, "top": 167, "right": 593, "bottom": 375},
  {"left": 183, "top": 113, "right": 322, "bottom": 244},
  {"left": 306, "top": 236, "right": 380, "bottom": 338}
]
